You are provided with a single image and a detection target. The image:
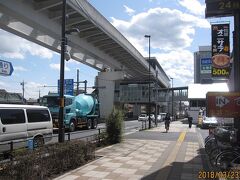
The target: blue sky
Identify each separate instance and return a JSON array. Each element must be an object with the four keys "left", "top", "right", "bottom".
[{"left": 0, "top": 0, "right": 234, "bottom": 99}]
